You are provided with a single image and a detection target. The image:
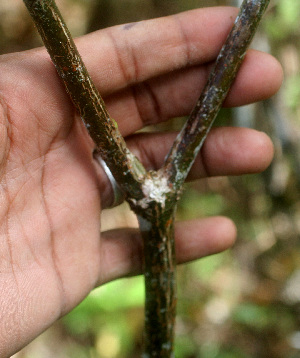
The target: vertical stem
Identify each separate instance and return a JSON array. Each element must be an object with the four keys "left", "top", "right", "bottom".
[{"left": 138, "top": 206, "right": 177, "bottom": 358}]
